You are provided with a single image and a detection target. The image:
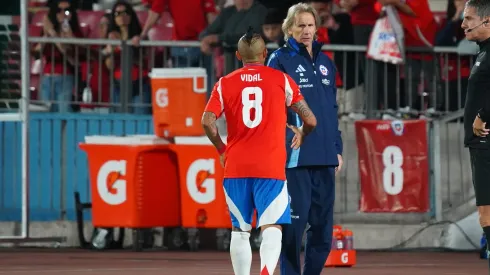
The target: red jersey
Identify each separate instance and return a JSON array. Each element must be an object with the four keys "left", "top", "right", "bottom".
[
  {"left": 334, "top": 0, "right": 377, "bottom": 26},
  {"left": 375, "top": 0, "right": 436, "bottom": 60},
  {"left": 42, "top": 30, "right": 84, "bottom": 75},
  {"left": 204, "top": 65, "right": 304, "bottom": 180},
  {"left": 350, "top": 0, "right": 378, "bottom": 26},
  {"left": 150, "top": 0, "right": 216, "bottom": 40}
]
